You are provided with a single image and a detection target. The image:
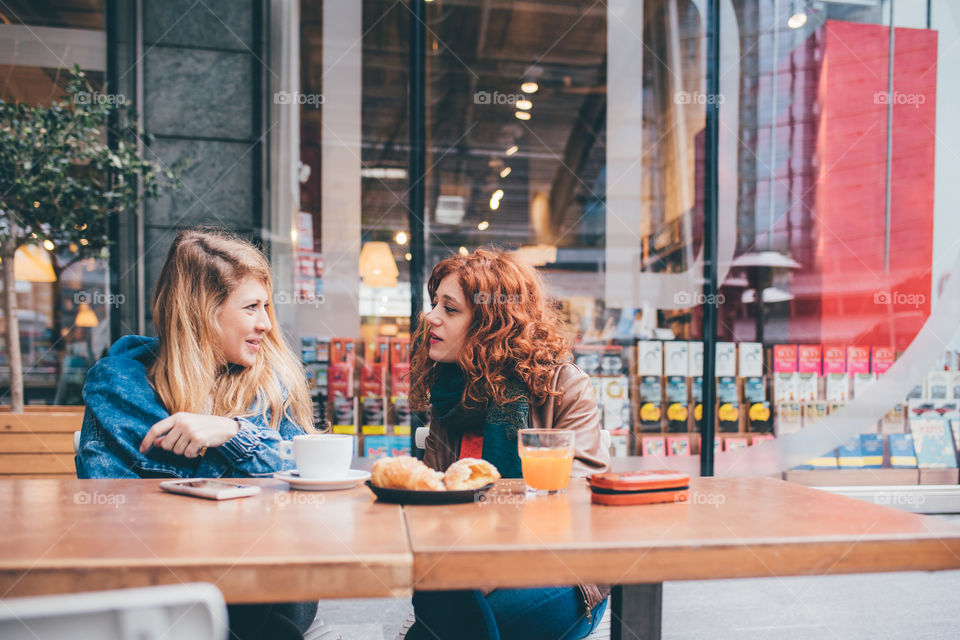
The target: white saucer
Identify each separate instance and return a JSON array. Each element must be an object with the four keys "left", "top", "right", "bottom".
[{"left": 274, "top": 469, "right": 371, "bottom": 491}]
